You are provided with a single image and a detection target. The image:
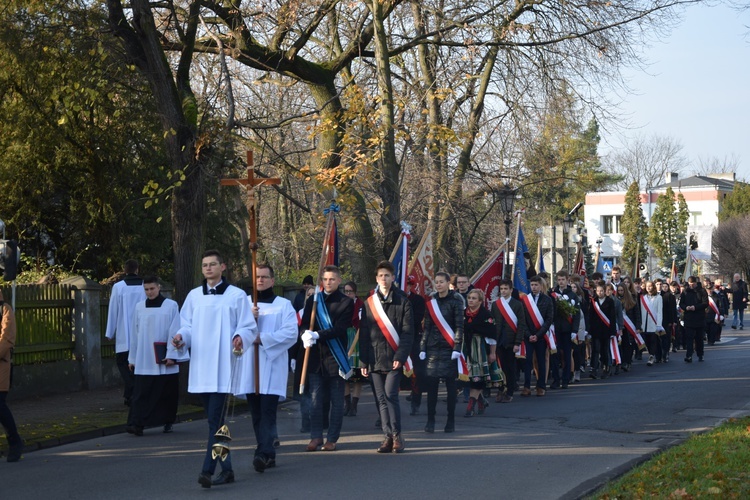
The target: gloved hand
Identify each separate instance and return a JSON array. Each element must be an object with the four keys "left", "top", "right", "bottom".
[
  {"left": 419, "top": 351, "right": 426, "bottom": 361},
  {"left": 451, "top": 351, "right": 461, "bottom": 360},
  {"left": 302, "top": 330, "right": 319, "bottom": 348},
  {"left": 290, "top": 359, "right": 296, "bottom": 372}
]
